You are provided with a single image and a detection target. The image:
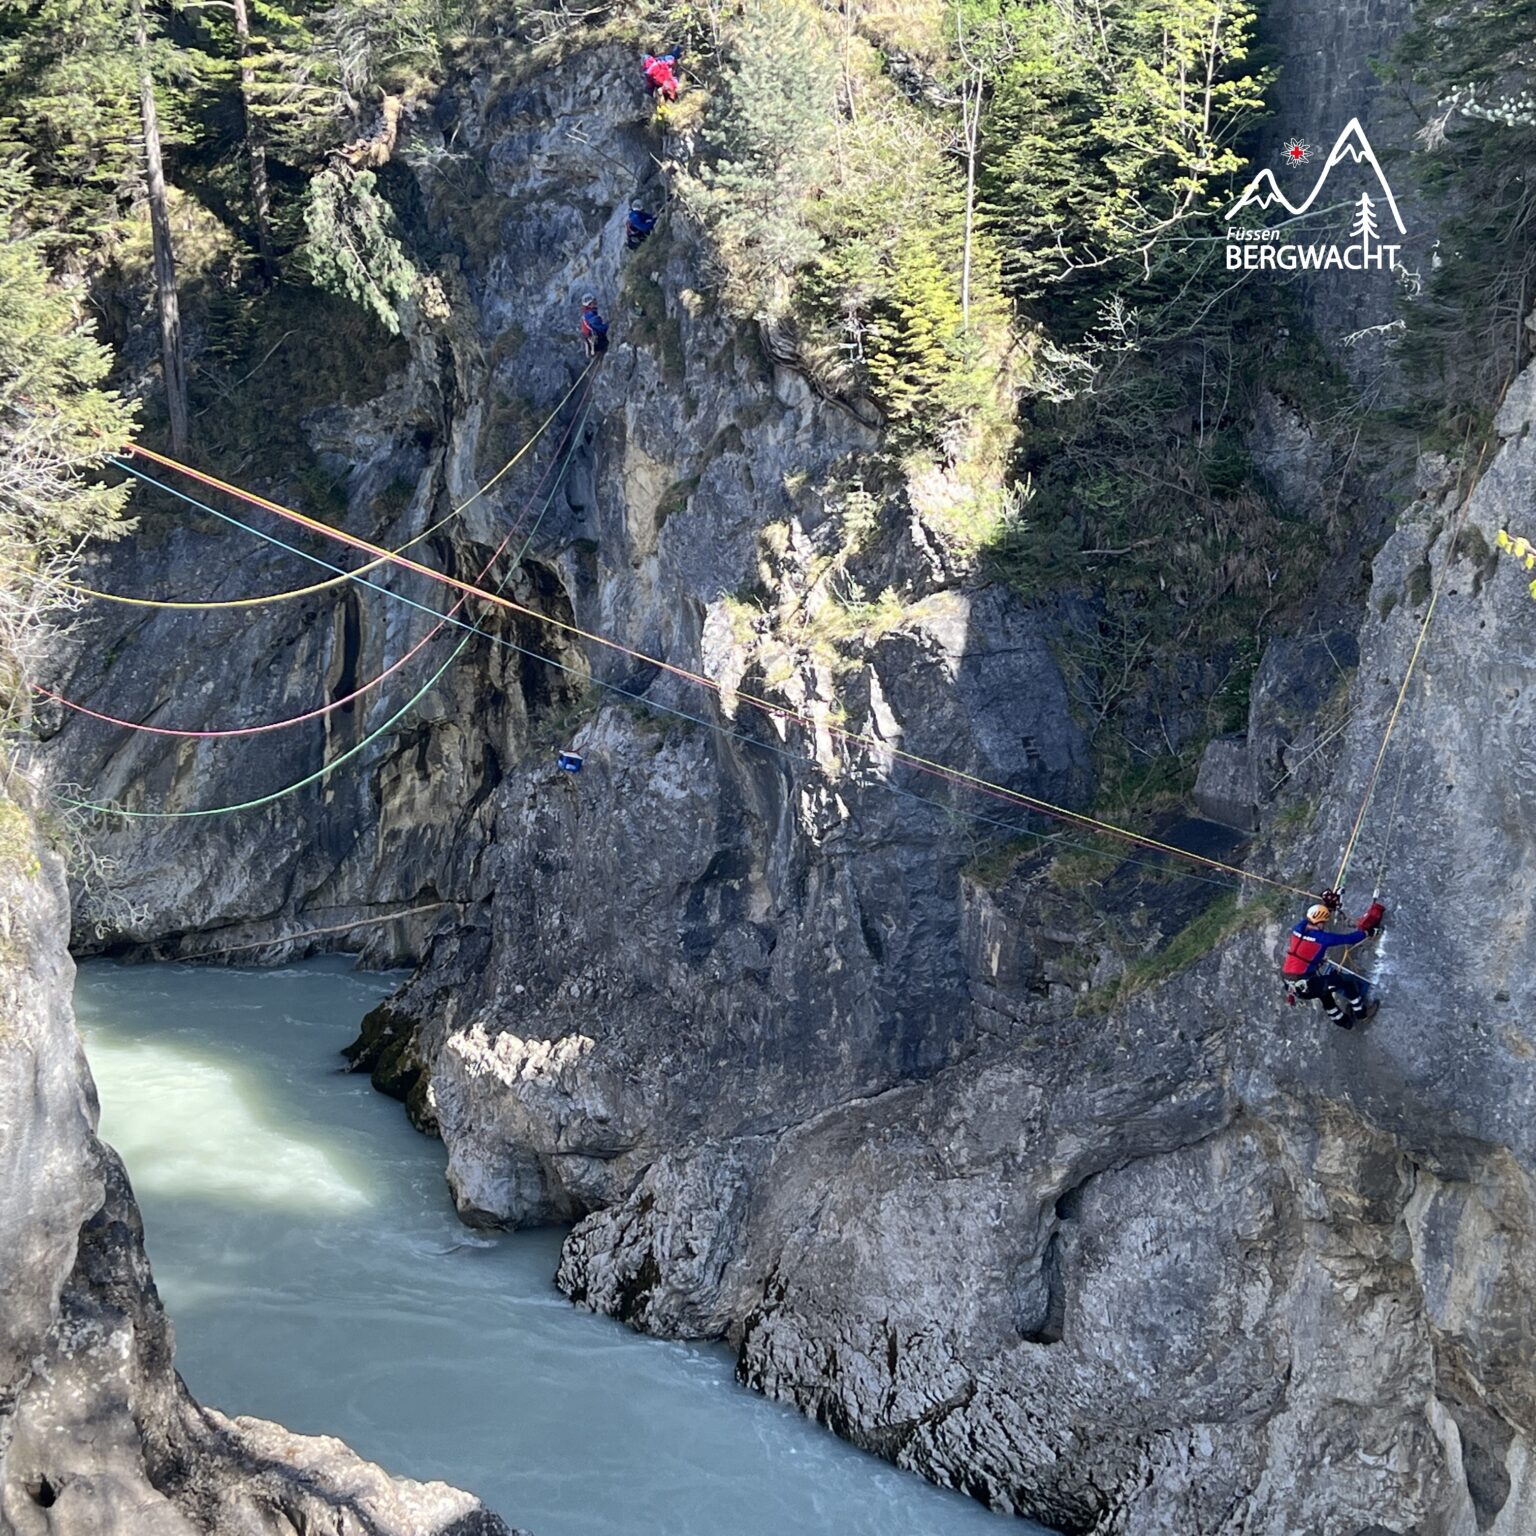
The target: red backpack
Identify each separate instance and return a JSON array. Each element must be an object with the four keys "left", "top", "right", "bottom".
[{"left": 1282, "top": 927, "right": 1324, "bottom": 978}]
